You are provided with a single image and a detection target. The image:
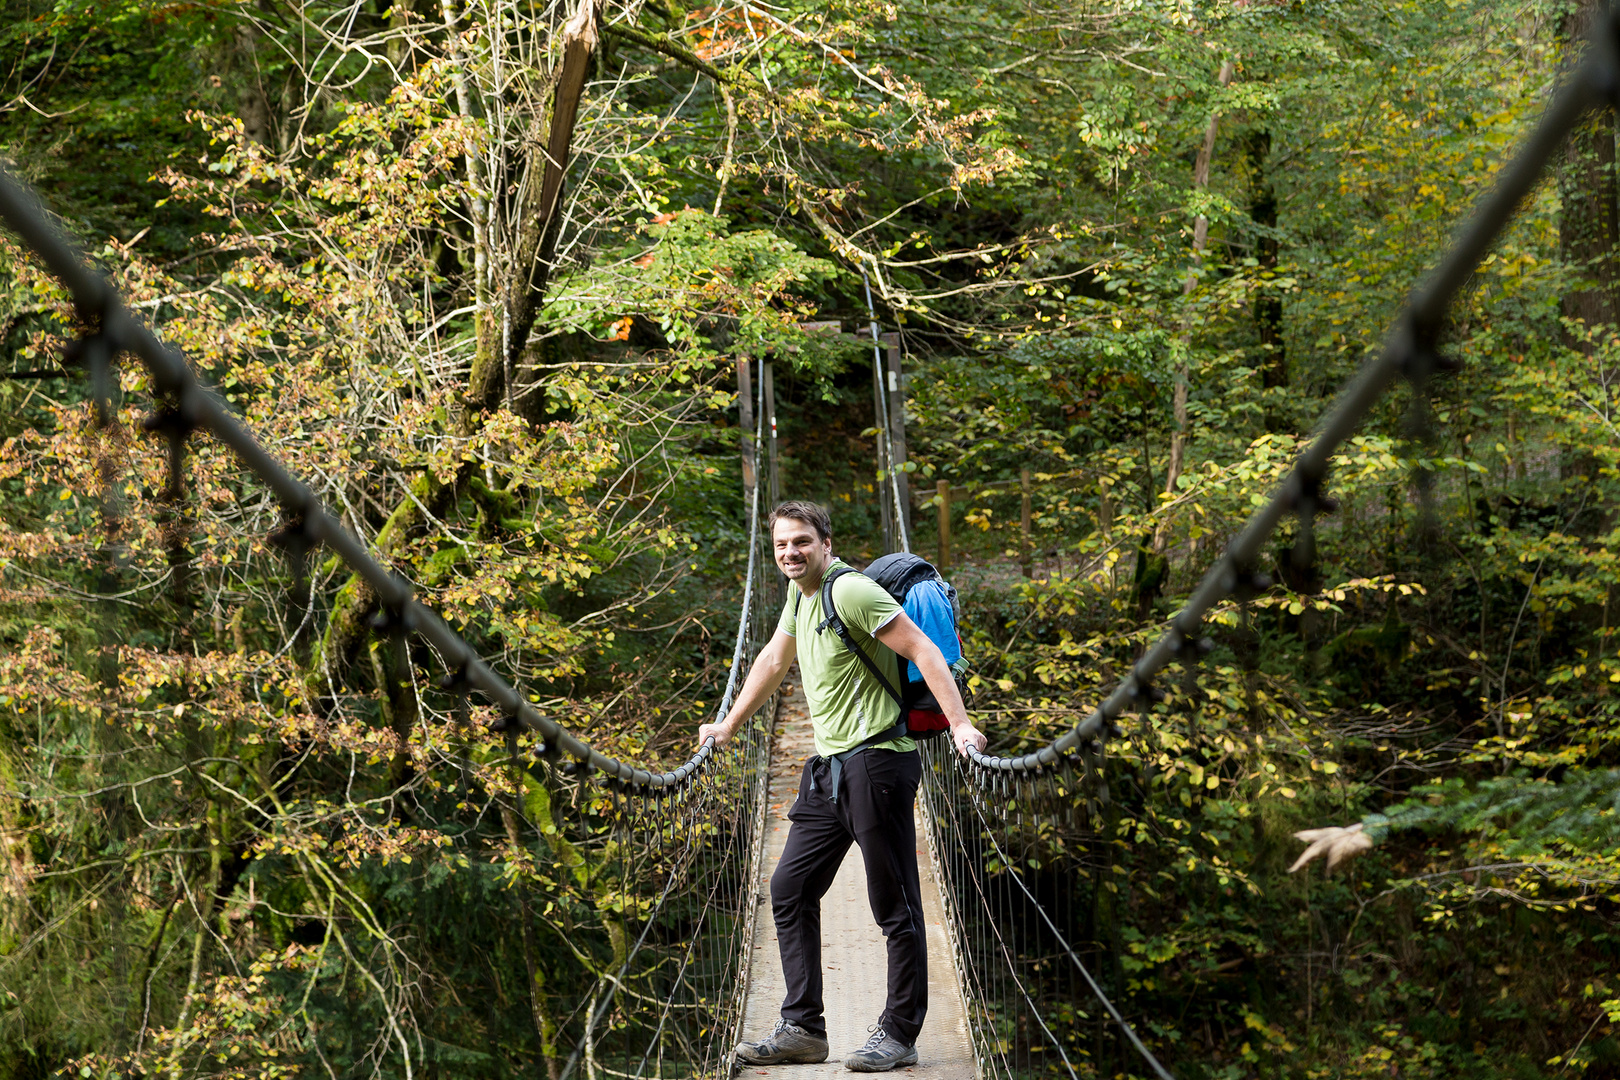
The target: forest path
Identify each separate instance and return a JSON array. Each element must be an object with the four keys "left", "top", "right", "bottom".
[{"left": 739, "top": 673, "right": 975, "bottom": 1080}]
